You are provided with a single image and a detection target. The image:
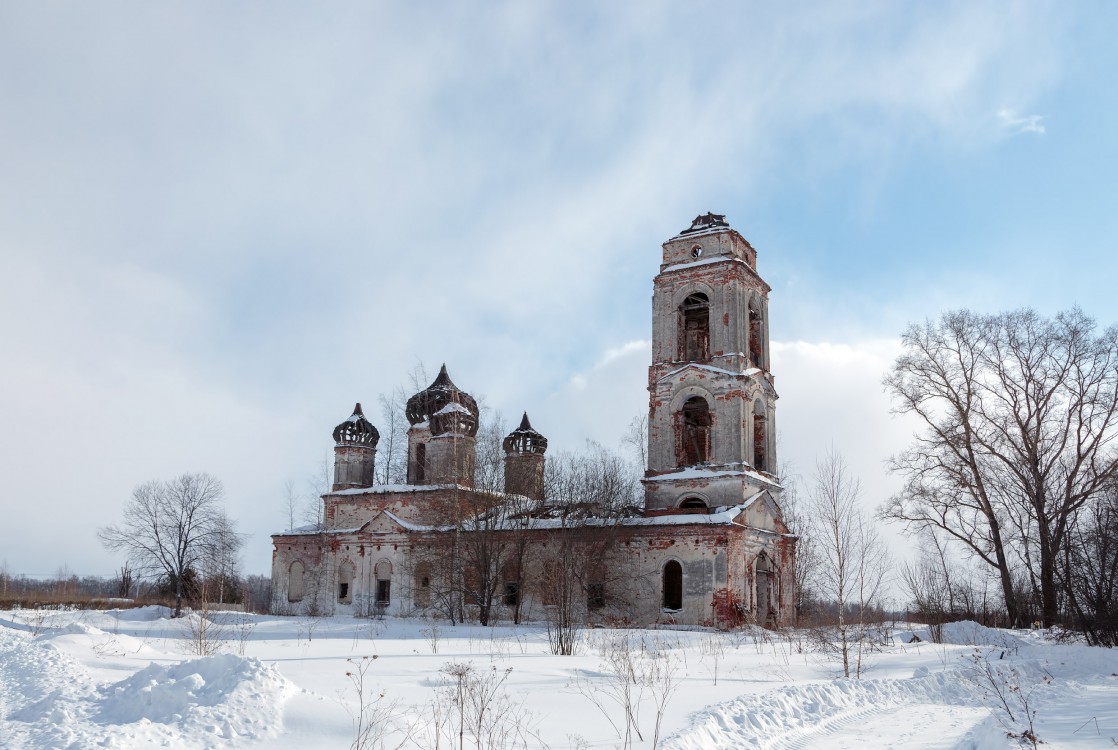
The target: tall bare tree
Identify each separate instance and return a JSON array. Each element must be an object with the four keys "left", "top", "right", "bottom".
[
  {"left": 99, "top": 473, "right": 228, "bottom": 616},
  {"left": 808, "top": 451, "right": 890, "bottom": 678},
  {"left": 1060, "top": 483, "right": 1118, "bottom": 646},
  {"left": 884, "top": 308, "right": 1118, "bottom": 626},
  {"left": 377, "top": 362, "right": 430, "bottom": 485},
  {"left": 777, "top": 463, "right": 819, "bottom": 624},
  {"left": 535, "top": 443, "right": 643, "bottom": 654}
]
